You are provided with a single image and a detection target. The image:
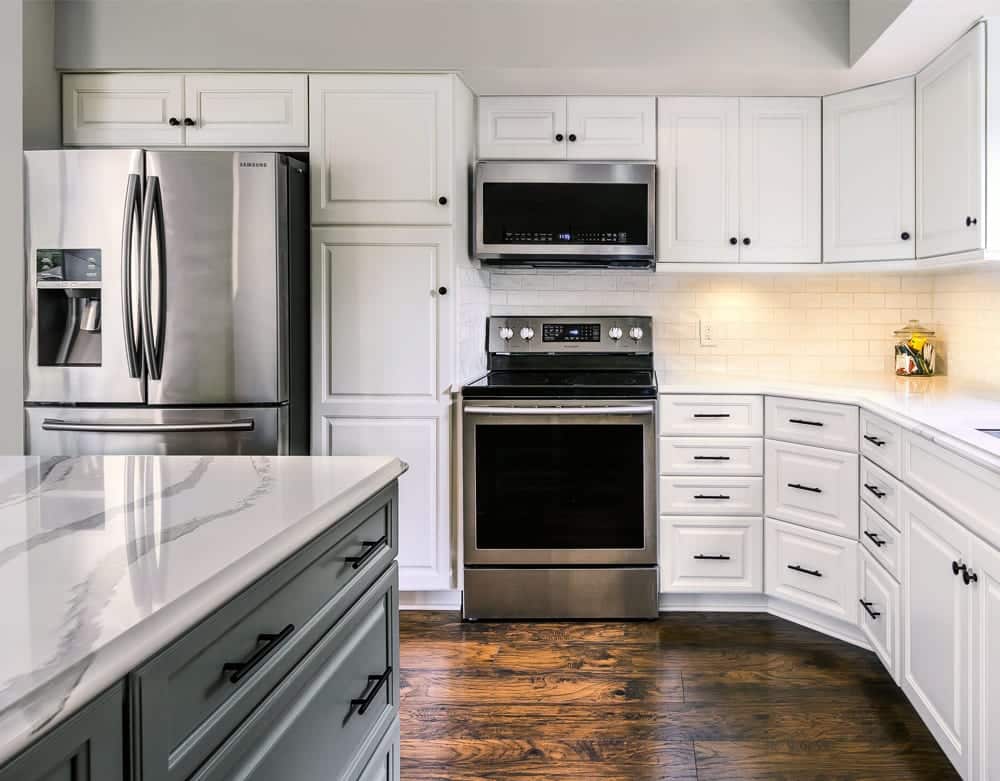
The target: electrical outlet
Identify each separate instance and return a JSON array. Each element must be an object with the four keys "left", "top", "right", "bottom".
[{"left": 700, "top": 320, "right": 718, "bottom": 347}]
